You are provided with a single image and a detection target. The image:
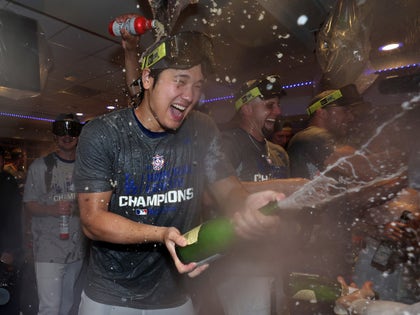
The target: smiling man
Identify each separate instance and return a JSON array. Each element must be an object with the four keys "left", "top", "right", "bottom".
[
  {"left": 222, "top": 75, "right": 289, "bottom": 182},
  {"left": 74, "top": 31, "right": 284, "bottom": 315},
  {"left": 24, "top": 113, "right": 87, "bottom": 315},
  {"left": 211, "top": 76, "right": 290, "bottom": 315}
]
